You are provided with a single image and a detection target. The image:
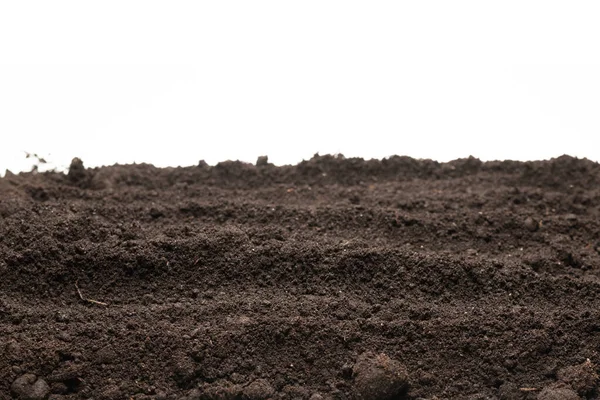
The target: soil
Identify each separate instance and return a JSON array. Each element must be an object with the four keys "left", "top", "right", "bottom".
[{"left": 2, "top": 154, "right": 600, "bottom": 399}]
